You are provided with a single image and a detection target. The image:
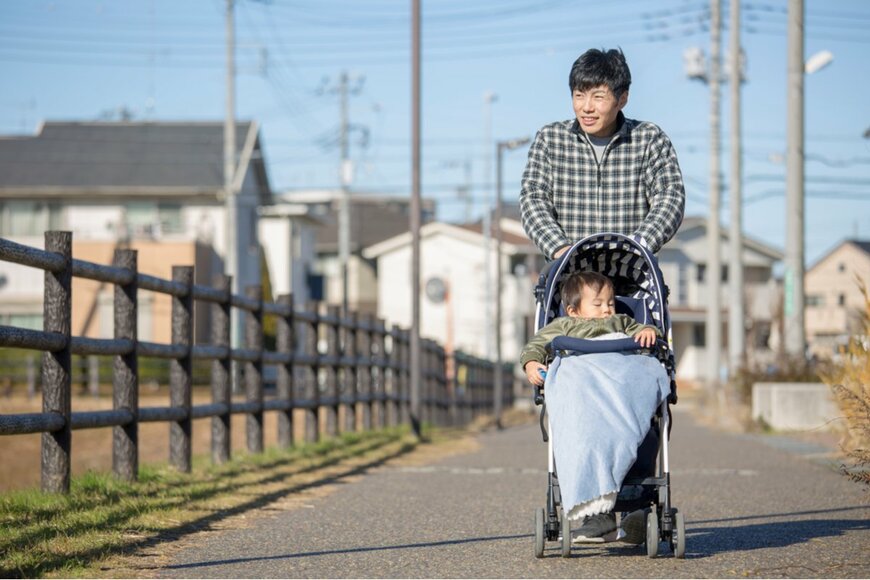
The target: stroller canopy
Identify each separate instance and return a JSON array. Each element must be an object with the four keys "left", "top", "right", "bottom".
[{"left": 537, "top": 233, "right": 671, "bottom": 337}]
